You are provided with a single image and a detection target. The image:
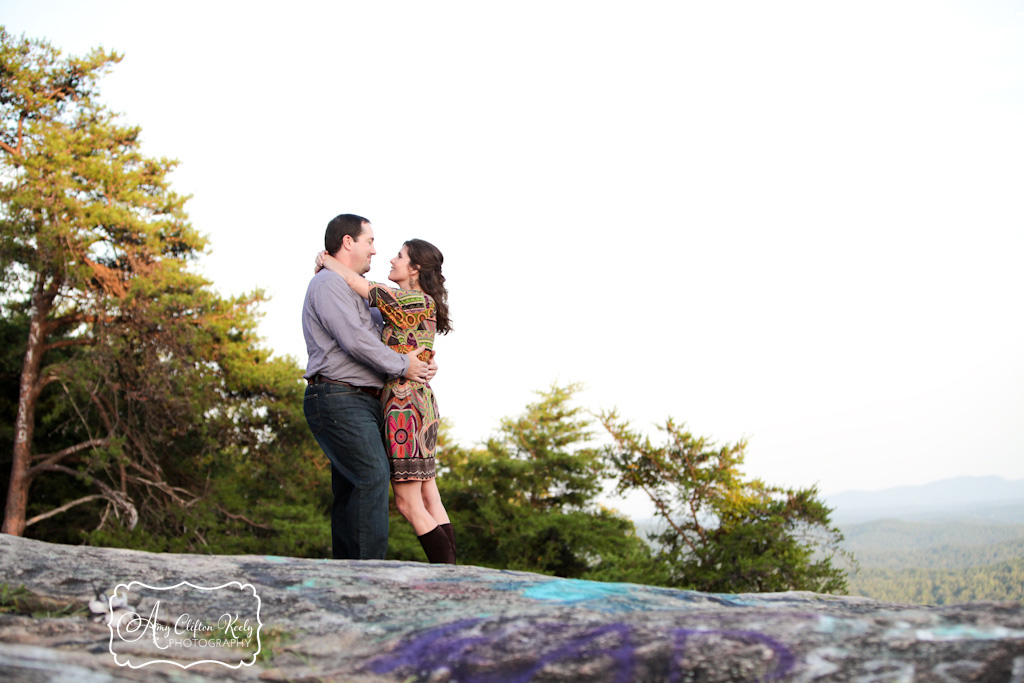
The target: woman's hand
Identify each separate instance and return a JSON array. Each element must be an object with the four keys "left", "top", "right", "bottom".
[
  {"left": 315, "top": 251, "right": 371, "bottom": 299},
  {"left": 313, "top": 250, "right": 328, "bottom": 274}
]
